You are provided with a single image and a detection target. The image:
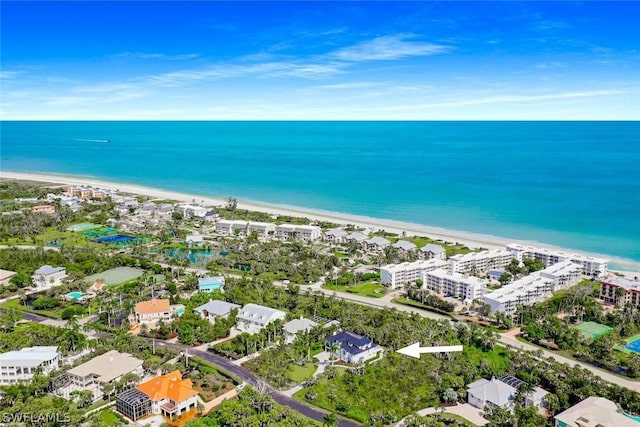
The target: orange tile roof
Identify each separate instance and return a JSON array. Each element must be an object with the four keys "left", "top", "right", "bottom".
[
  {"left": 134, "top": 299, "right": 170, "bottom": 315},
  {"left": 137, "top": 370, "right": 197, "bottom": 403}
]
